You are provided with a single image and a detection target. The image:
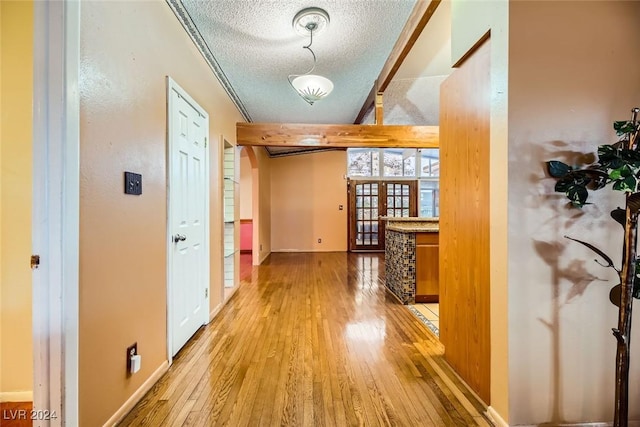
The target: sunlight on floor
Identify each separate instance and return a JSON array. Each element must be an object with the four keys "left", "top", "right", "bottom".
[{"left": 407, "top": 303, "right": 439, "bottom": 337}]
